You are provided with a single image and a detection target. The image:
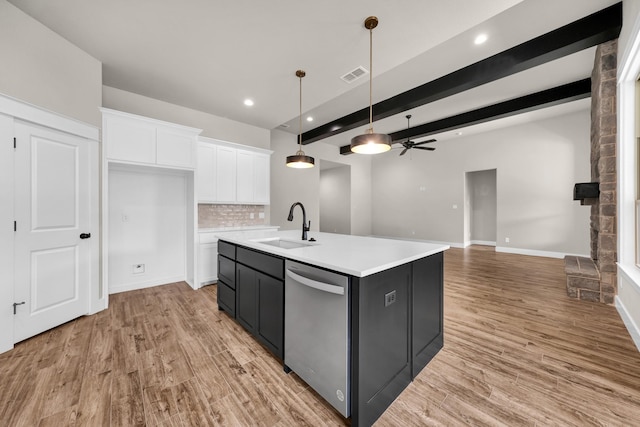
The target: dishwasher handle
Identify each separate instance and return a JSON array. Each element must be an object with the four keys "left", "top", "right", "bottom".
[{"left": 286, "top": 269, "right": 345, "bottom": 295}]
